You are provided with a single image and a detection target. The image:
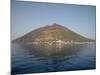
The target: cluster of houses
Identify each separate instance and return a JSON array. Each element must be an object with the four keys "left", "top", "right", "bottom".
[{"left": 27, "top": 40, "right": 93, "bottom": 45}]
